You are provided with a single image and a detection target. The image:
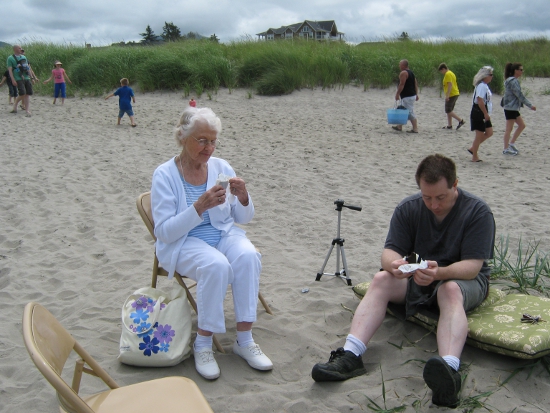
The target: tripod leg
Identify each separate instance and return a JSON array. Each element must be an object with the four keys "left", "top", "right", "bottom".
[
  {"left": 335, "top": 244, "right": 341, "bottom": 276},
  {"left": 340, "top": 246, "right": 352, "bottom": 286},
  {"left": 316, "top": 244, "right": 335, "bottom": 281}
]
